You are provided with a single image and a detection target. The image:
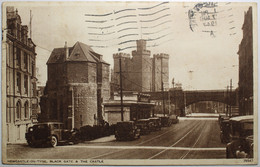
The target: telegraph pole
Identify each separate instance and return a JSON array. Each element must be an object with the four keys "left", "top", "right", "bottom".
[
  {"left": 161, "top": 59, "right": 166, "bottom": 116},
  {"left": 226, "top": 85, "right": 229, "bottom": 116},
  {"left": 229, "top": 79, "right": 233, "bottom": 116},
  {"left": 119, "top": 57, "right": 124, "bottom": 121}
]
